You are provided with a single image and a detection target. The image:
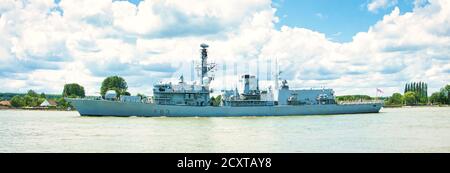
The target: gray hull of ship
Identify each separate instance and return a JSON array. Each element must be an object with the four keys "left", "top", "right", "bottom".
[{"left": 67, "top": 99, "right": 383, "bottom": 117}]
